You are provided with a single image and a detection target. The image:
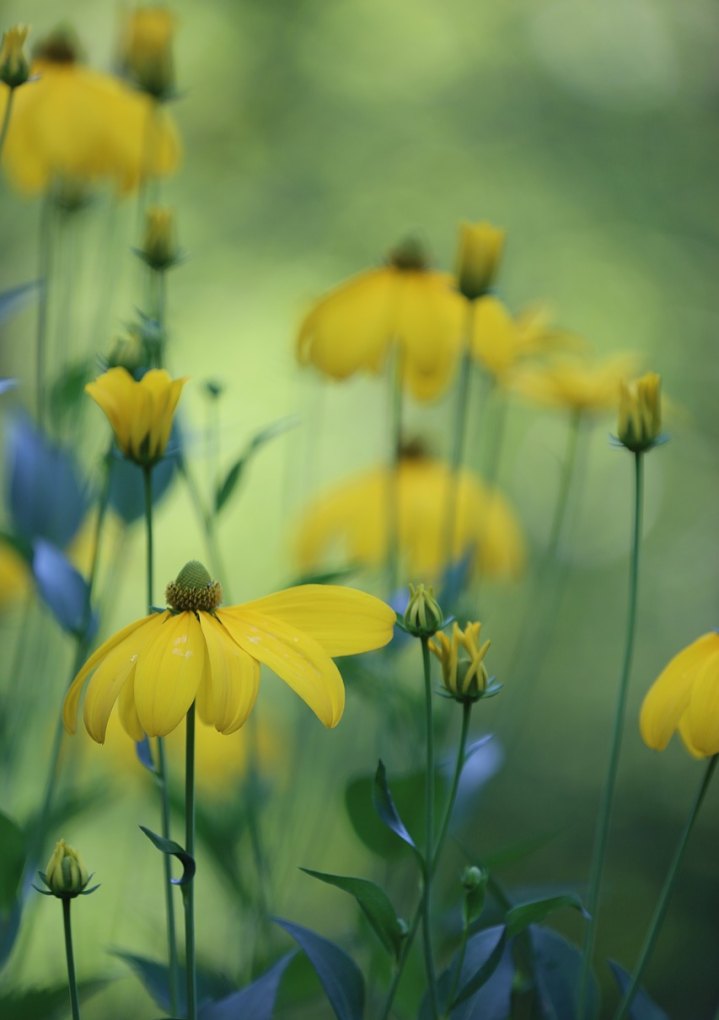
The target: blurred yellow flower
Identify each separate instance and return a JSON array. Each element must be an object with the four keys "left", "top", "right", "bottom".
[
  {"left": 85, "top": 367, "right": 186, "bottom": 467},
  {"left": 0, "top": 541, "right": 30, "bottom": 609},
  {"left": 297, "top": 241, "right": 464, "bottom": 401},
  {"left": 140, "top": 205, "right": 179, "bottom": 271},
  {"left": 640, "top": 632, "right": 719, "bottom": 757},
  {"left": 296, "top": 454, "right": 525, "bottom": 582},
  {"left": 470, "top": 299, "right": 580, "bottom": 383},
  {"left": 514, "top": 352, "right": 637, "bottom": 414},
  {"left": 0, "top": 25, "right": 30, "bottom": 88},
  {"left": 455, "top": 221, "right": 505, "bottom": 301},
  {"left": 430, "top": 621, "right": 491, "bottom": 702},
  {"left": 64, "top": 560, "right": 396, "bottom": 741},
  {"left": 617, "top": 372, "right": 662, "bottom": 453},
  {"left": 0, "top": 34, "right": 180, "bottom": 194},
  {"left": 121, "top": 5, "right": 176, "bottom": 99}
]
